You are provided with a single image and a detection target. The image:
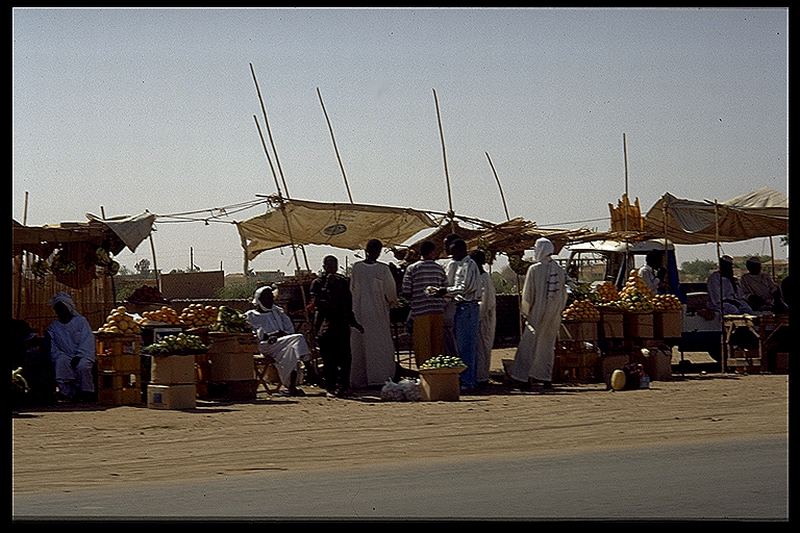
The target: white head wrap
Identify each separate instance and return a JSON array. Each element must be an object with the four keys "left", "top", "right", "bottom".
[
  {"left": 49, "top": 291, "right": 78, "bottom": 317},
  {"left": 533, "top": 237, "right": 555, "bottom": 262},
  {"left": 252, "top": 285, "right": 277, "bottom": 312}
]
